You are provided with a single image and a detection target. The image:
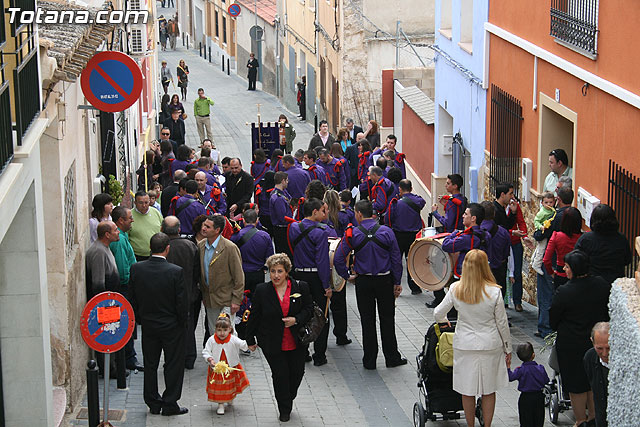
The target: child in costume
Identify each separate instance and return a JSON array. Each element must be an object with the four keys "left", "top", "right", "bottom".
[{"left": 202, "top": 314, "right": 250, "bottom": 414}]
